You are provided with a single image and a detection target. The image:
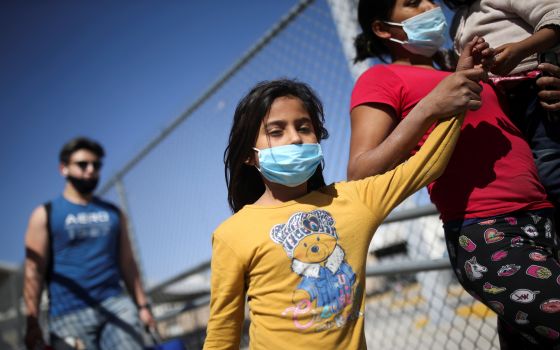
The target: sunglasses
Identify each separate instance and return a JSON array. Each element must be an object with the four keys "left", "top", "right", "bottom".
[{"left": 71, "top": 160, "right": 103, "bottom": 171}]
